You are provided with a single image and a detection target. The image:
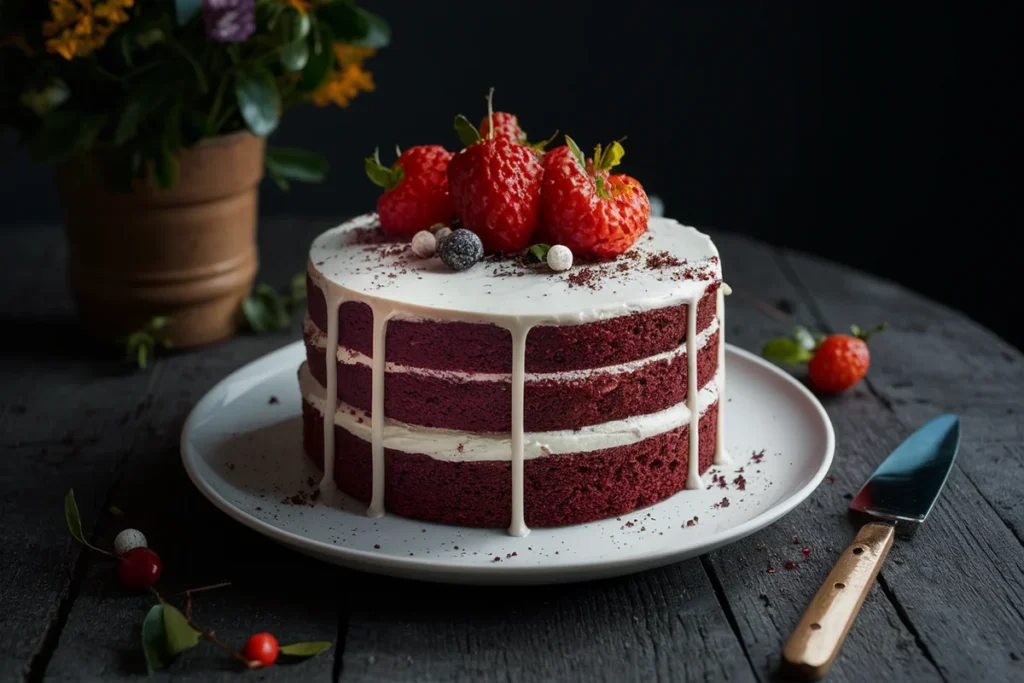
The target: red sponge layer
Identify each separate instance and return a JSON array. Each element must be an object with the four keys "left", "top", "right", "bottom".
[
  {"left": 305, "top": 332, "right": 718, "bottom": 432},
  {"left": 302, "top": 400, "right": 718, "bottom": 528},
  {"left": 307, "top": 274, "right": 719, "bottom": 373}
]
